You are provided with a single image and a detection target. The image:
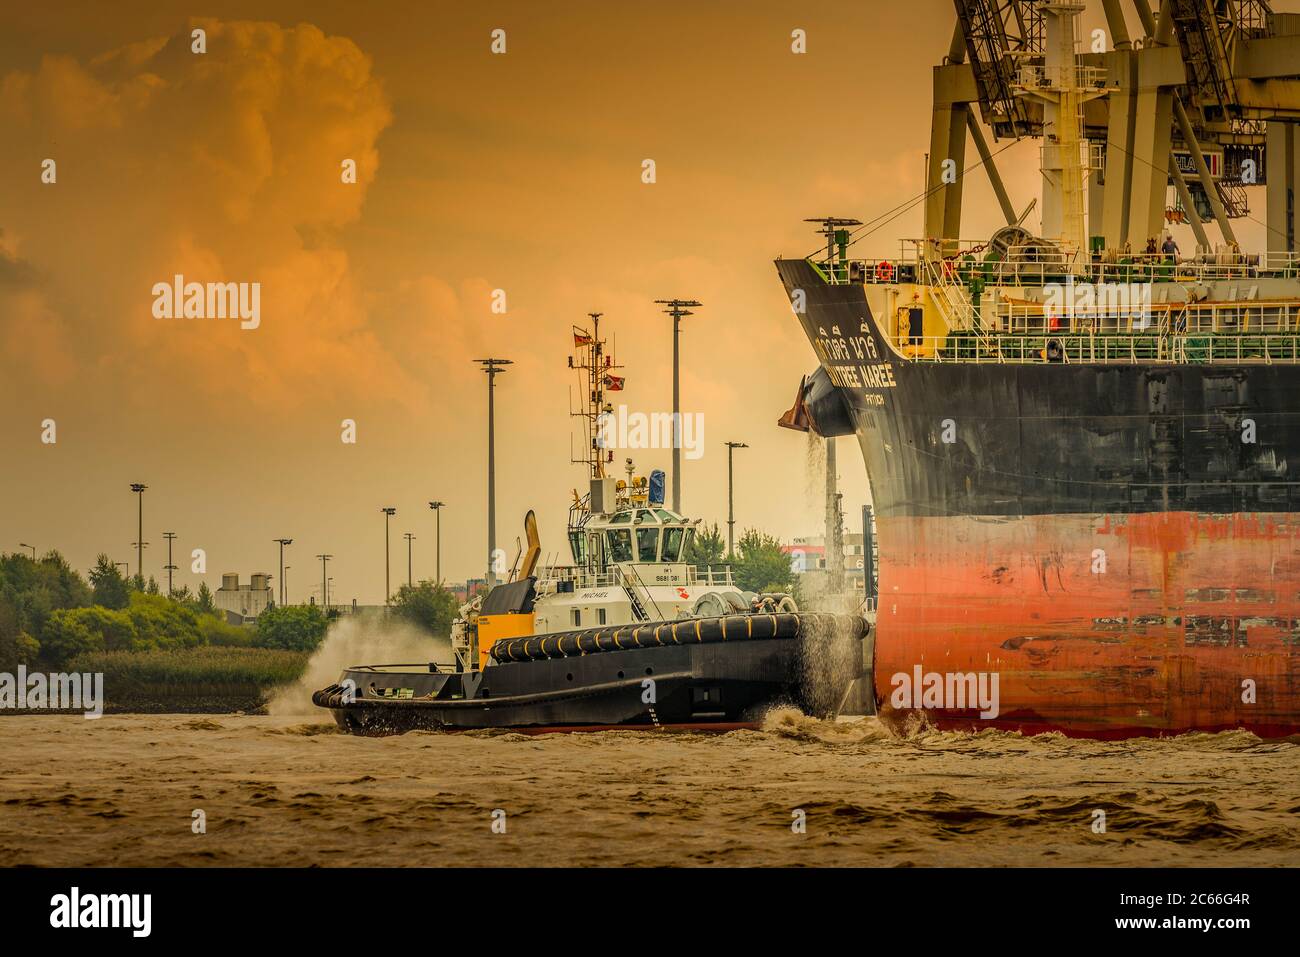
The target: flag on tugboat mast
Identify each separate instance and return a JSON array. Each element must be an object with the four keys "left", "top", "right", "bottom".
[
  {"left": 604, "top": 374, "right": 625, "bottom": 390},
  {"left": 573, "top": 326, "right": 593, "bottom": 346}
]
